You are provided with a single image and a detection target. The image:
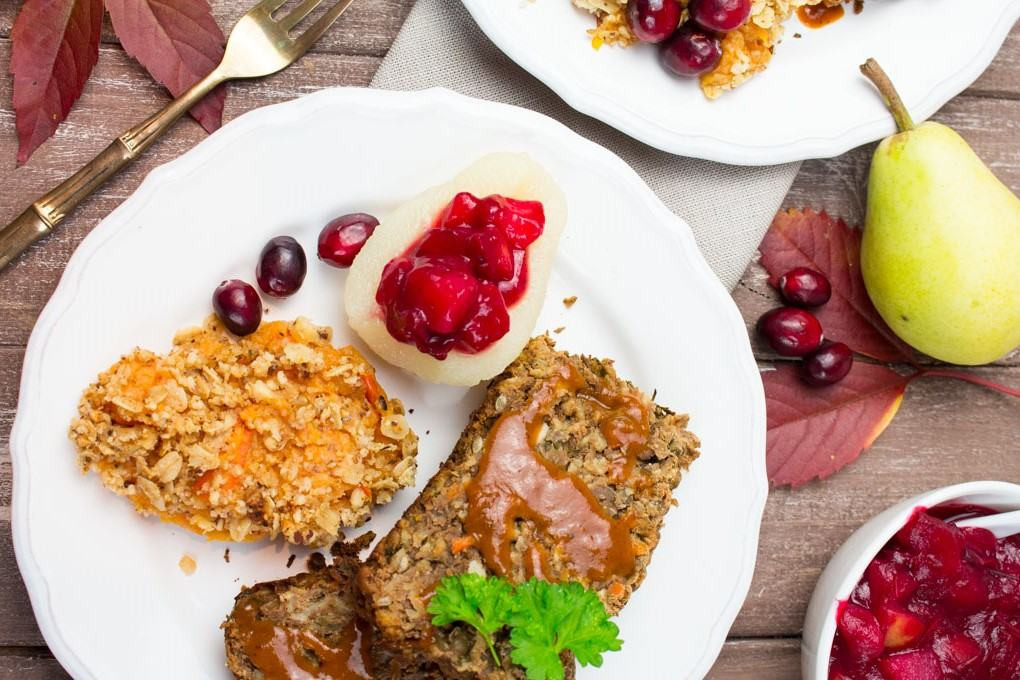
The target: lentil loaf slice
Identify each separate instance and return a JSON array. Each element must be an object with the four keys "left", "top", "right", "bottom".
[{"left": 357, "top": 336, "right": 701, "bottom": 679}]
